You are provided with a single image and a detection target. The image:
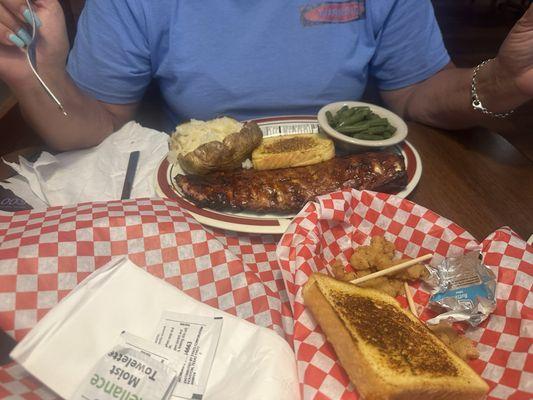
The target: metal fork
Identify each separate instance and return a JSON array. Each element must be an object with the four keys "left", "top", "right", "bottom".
[{"left": 23, "top": 0, "right": 67, "bottom": 116}]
